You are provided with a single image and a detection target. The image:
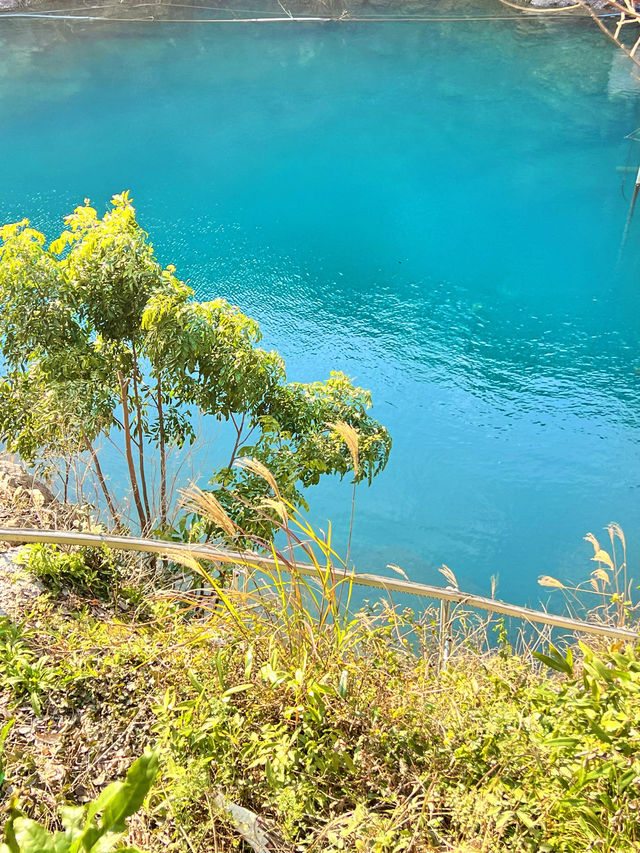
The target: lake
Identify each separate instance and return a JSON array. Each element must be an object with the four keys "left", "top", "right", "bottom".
[{"left": 1, "top": 3, "right": 640, "bottom": 605}]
